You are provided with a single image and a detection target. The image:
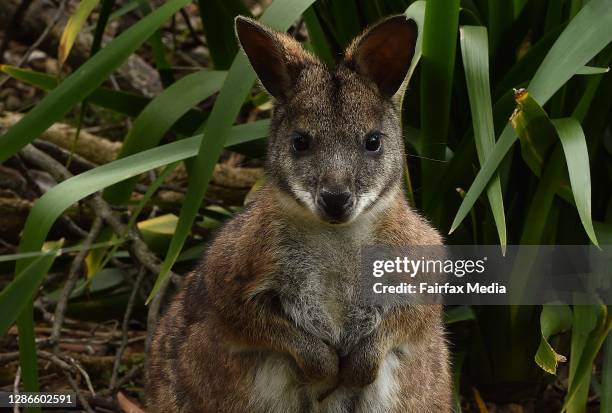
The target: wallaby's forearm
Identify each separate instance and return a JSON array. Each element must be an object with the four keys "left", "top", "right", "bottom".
[
  {"left": 340, "top": 304, "right": 439, "bottom": 387},
  {"left": 209, "top": 280, "right": 339, "bottom": 381}
]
